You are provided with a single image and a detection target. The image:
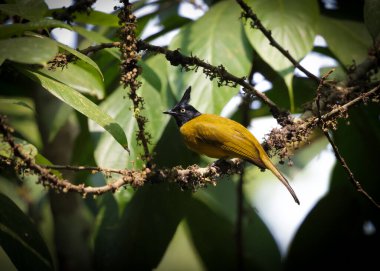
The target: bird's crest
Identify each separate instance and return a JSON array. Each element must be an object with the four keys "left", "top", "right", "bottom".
[{"left": 178, "top": 86, "right": 191, "bottom": 106}]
